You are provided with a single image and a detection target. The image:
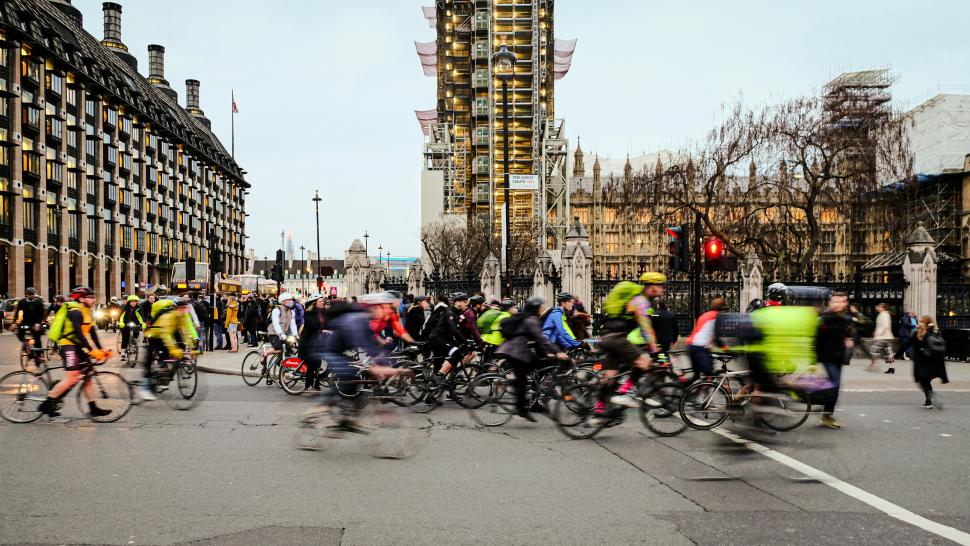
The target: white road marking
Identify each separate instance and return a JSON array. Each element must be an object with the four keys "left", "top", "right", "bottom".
[
  {"left": 714, "top": 428, "right": 970, "bottom": 545},
  {"left": 882, "top": 419, "right": 892, "bottom": 423},
  {"left": 941, "top": 434, "right": 953, "bottom": 438}
]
